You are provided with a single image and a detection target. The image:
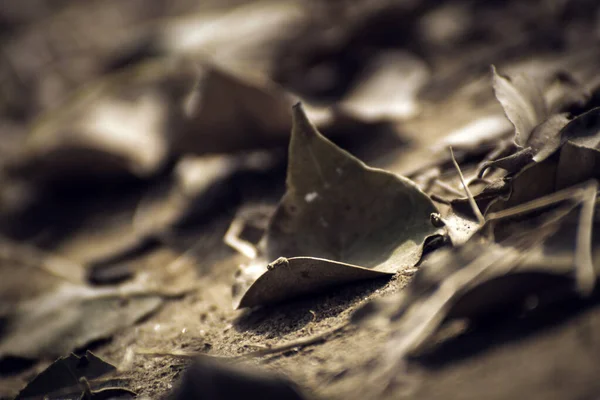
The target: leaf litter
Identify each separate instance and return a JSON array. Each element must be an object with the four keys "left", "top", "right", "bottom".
[
  {"left": 5, "top": 2, "right": 600, "bottom": 400},
  {"left": 0, "top": 236, "right": 192, "bottom": 360}
]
